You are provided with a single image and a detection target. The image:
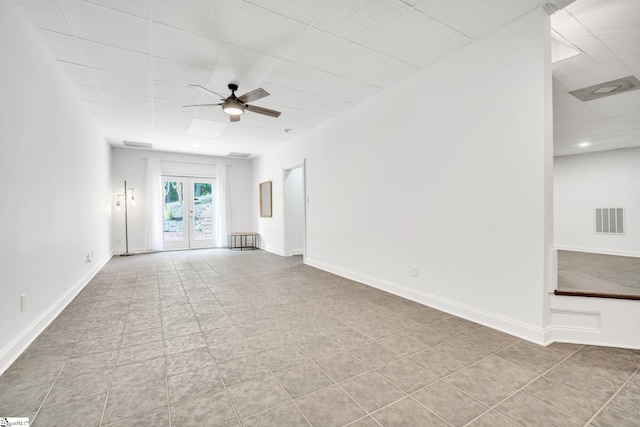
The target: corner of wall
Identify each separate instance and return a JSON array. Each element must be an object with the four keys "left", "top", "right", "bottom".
[{"left": 0, "top": 252, "right": 113, "bottom": 376}]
